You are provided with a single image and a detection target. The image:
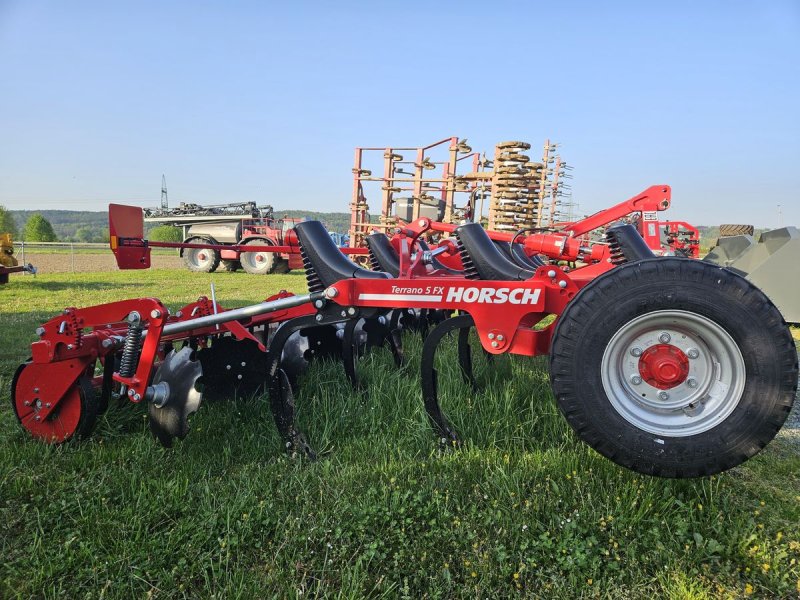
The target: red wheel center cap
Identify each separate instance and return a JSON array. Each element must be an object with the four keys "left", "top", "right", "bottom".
[
  {"left": 198, "top": 252, "right": 207, "bottom": 260},
  {"left": 638, "top": 344, "right": 690, "bottom": 390}
]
